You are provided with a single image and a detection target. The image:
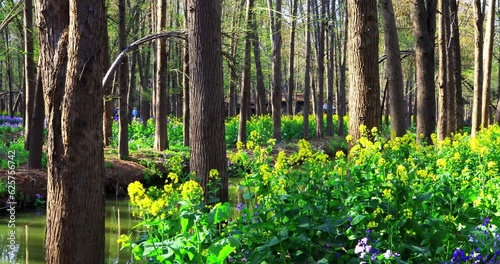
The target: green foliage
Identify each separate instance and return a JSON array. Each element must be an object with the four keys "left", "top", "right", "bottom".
[{"left": 124, "top": 124, "right": 500, "bottom": 263}]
